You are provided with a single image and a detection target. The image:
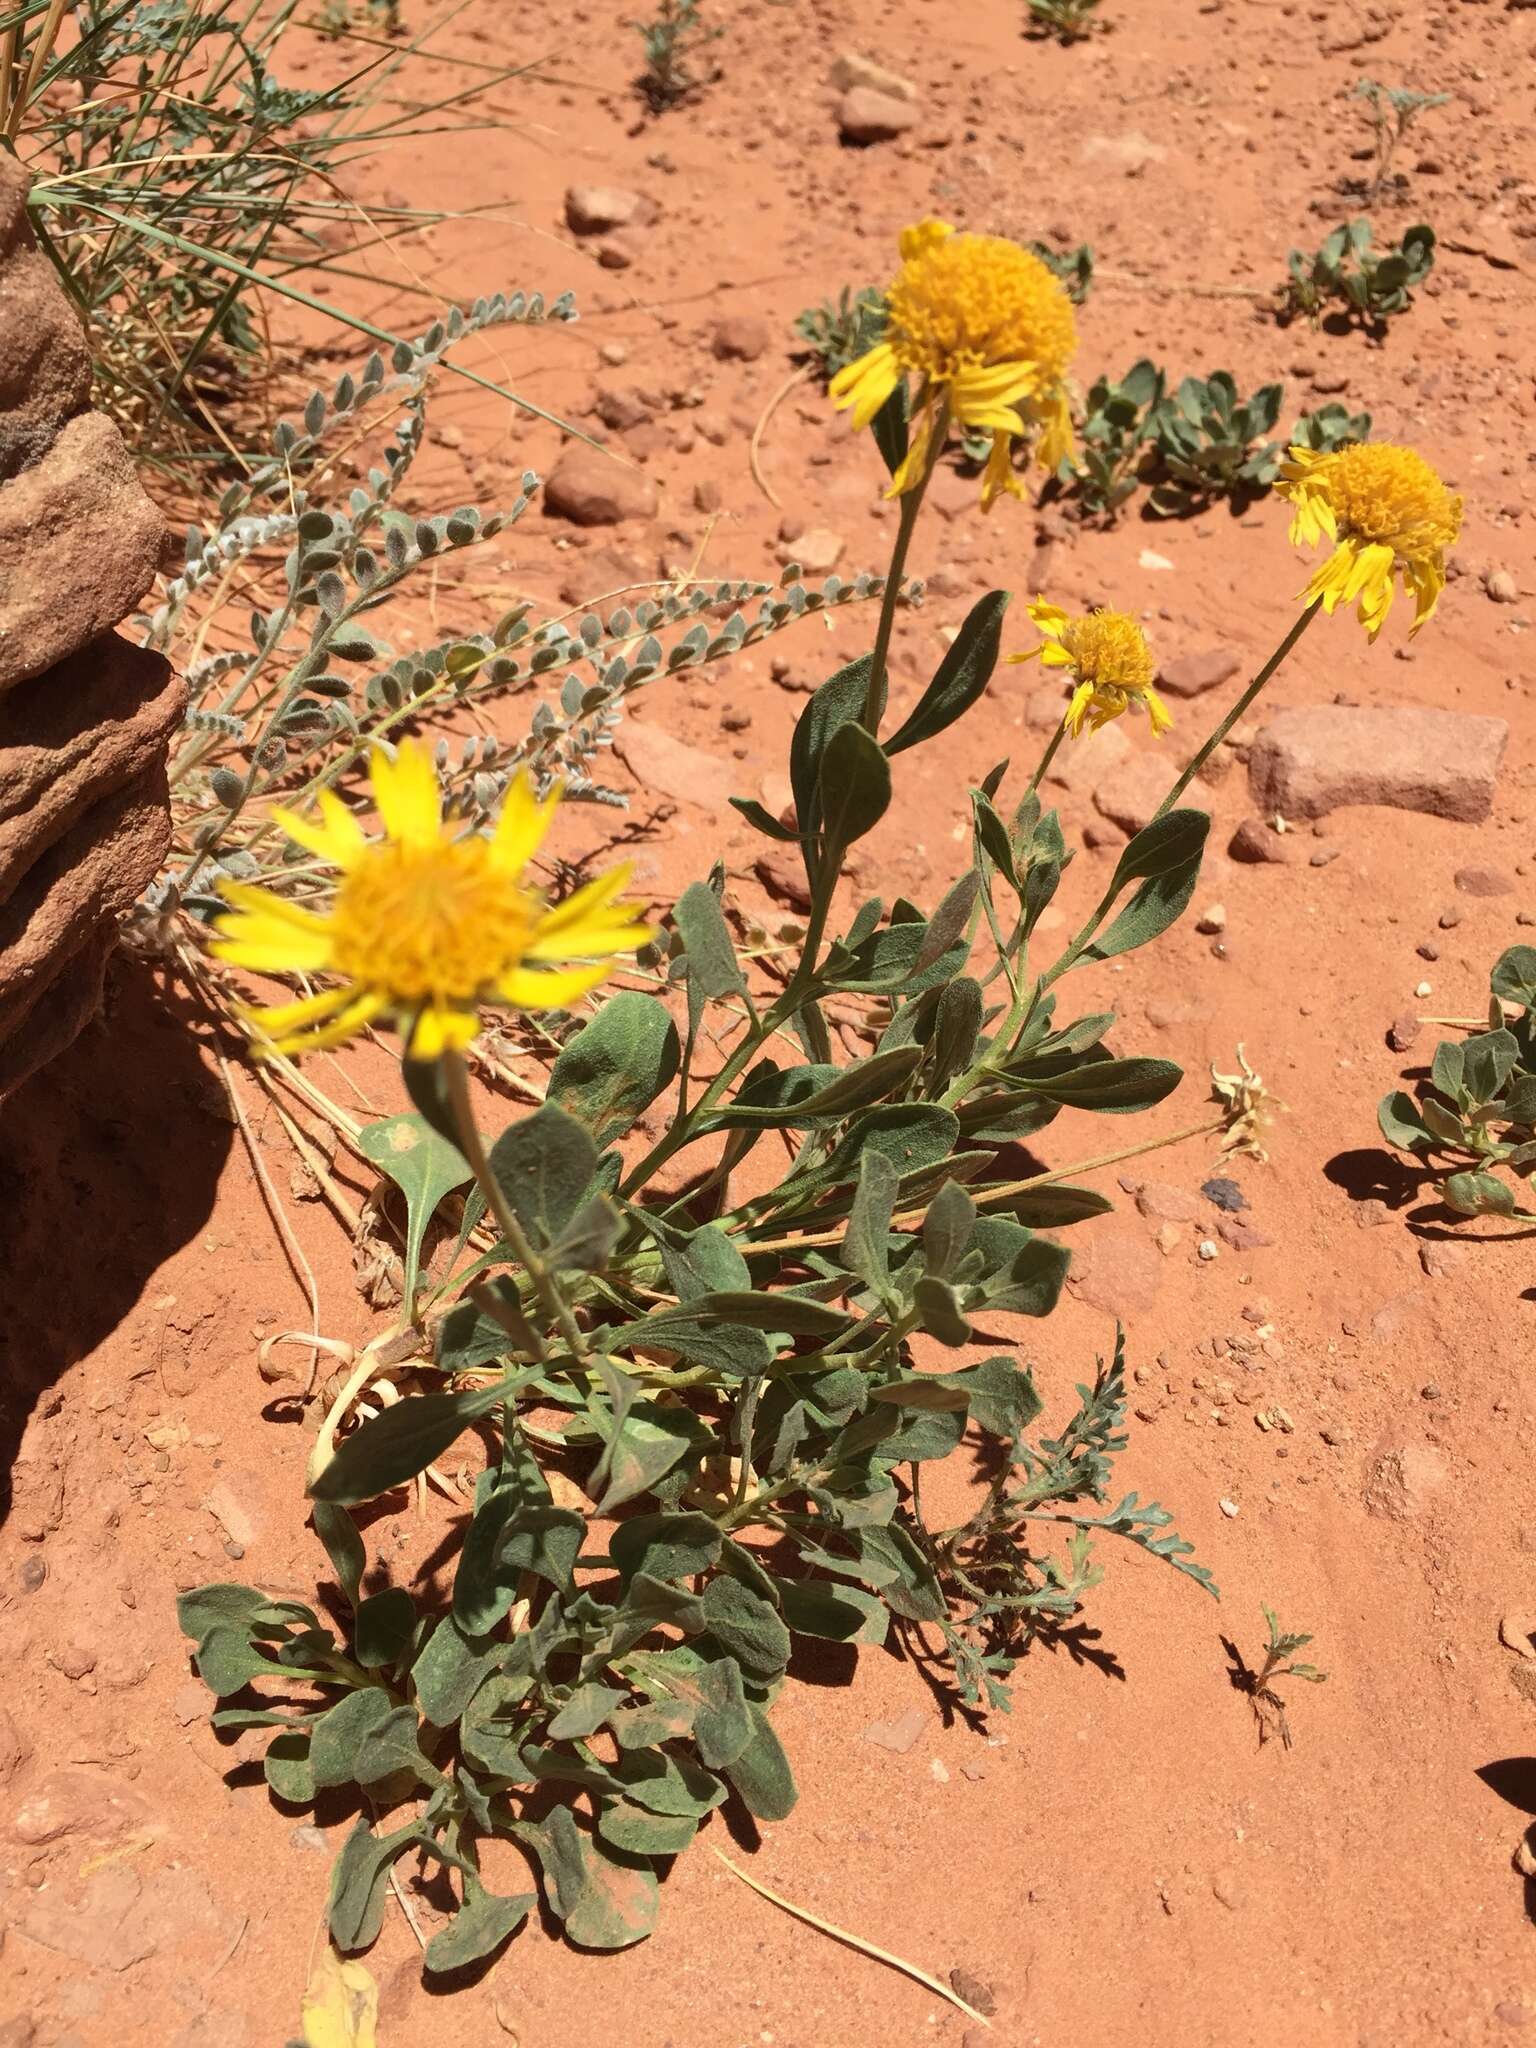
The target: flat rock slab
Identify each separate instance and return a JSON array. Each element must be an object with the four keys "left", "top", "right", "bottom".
[
  {"left": 613, "top": 718, "right": 734, "bottom": 809},
  {"left": 1247, "top": 704, "right": 1508, "bottom": 823}
]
